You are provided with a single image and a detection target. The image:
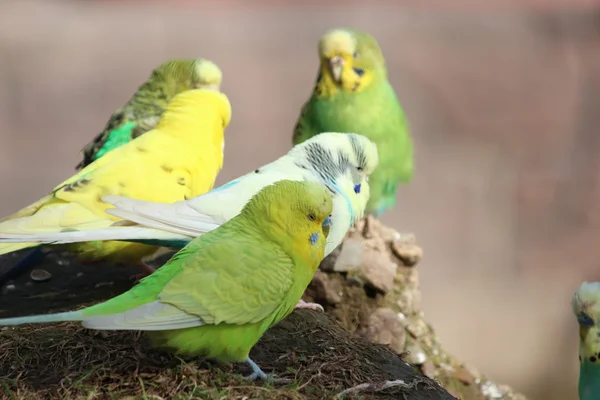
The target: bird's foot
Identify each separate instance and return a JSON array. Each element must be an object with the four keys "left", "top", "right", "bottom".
[
  {"left": 243, "top": 358, "right": 291, "bottom": 383},
  {"left": 294, "top": 299, "right": 324, "bottom": 312}
]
